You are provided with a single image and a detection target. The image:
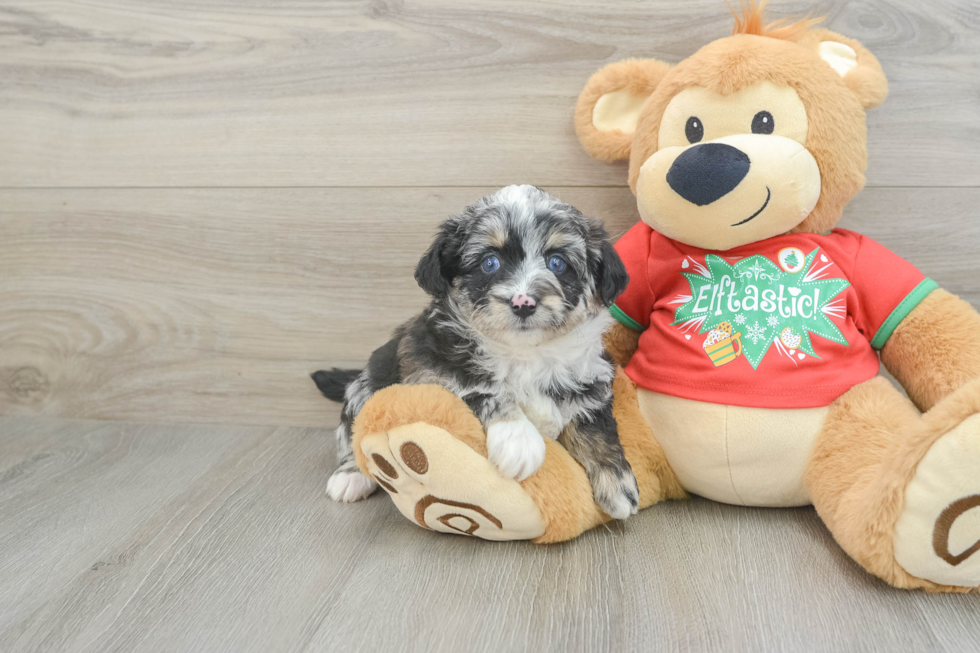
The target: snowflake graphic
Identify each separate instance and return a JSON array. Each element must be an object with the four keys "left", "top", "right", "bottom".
[
  {"left": 767, "top": 315, "right": 779, "bottom": 328},
  {"left": 735, "top": 313, "right": 747, "bottom": 325},
  {"left": 745, "top": 261, "right": 767, "bottom": 280},
  {"left": 746, "top": 321, "right": 767, "bottom": 345},
  {"left": 736, "top": 258, "right": 782, "bottom": 283}
]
